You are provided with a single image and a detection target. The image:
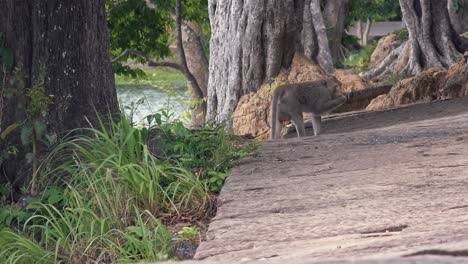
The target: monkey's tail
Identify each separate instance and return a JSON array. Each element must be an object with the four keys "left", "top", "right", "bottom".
[
  {"left": 344, "top": 84, "right": 392, "bottom": 103},
  {"left": 270, "top": 89, "right": 282, "bottom": 139}
]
